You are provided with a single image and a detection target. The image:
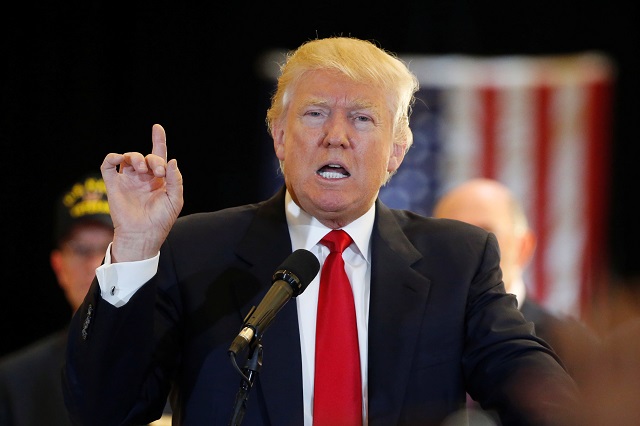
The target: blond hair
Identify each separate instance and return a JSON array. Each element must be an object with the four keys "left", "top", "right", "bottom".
[{"left": 266, "top": 37, "right": 419, "bottom": 160}]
